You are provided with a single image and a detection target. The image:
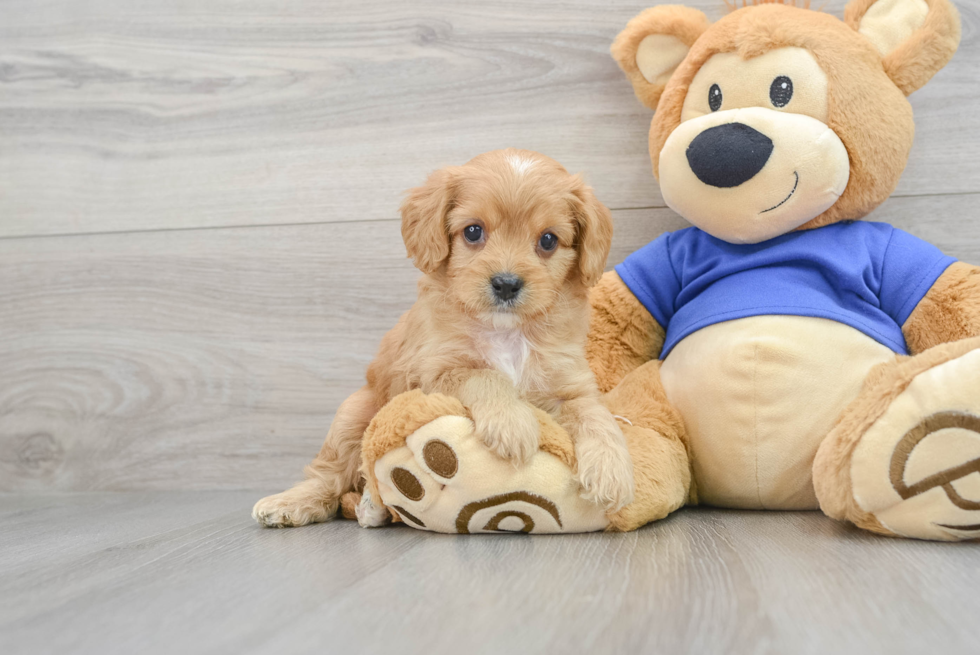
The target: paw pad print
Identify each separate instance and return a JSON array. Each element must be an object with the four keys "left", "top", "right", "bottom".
[
  {"left": 850, "top": 347, "right": 980, "bottom": 540},
  {"left": 391, "top": 467, "right": 425, "bottom": 500},
  {"left": 888, "top": 411, "right": 980, "bottom": 533},
  {"left": 422, "top": 439, "right": 458, "bottom": 478},
  {"left": 372, "top": 415, "right": 608, "bottom": 534}
]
